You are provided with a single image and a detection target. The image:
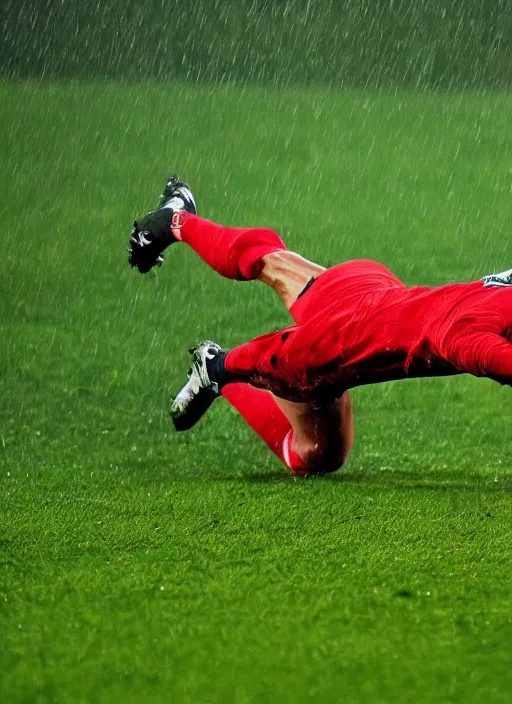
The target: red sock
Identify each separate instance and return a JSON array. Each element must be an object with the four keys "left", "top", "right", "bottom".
[
  {"left": 221, "top": 384, "right": 308, "bottom": 475},
  {"left": 175, "top": 214, "right": 286, "bottom": 280}
]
